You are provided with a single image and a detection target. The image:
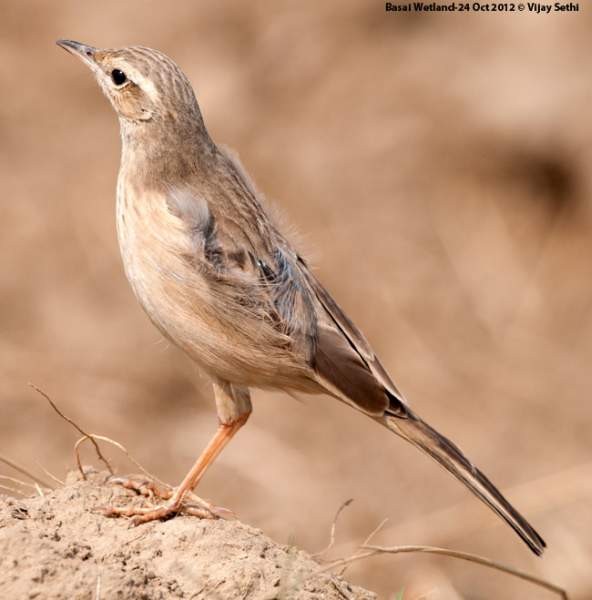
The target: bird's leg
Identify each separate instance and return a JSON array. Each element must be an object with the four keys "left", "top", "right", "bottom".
[{"left": 102, "top": 381, "right": 252, "bottom": 525}]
